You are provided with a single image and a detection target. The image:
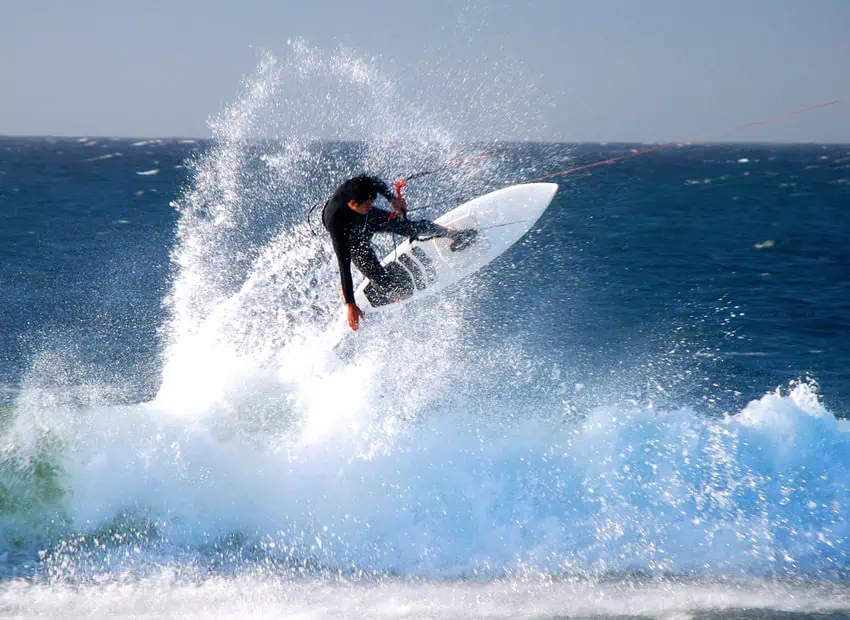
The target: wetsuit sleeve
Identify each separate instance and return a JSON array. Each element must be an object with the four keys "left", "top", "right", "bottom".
[
  {"left": 369, "top": 177, "right": 395, "bottom": 202},
  {"left": 364, "top": 208, "right": 397, "bottom": 234},
  {"left": 328, "top": 220, "right": 356, "bottom": 304}
]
